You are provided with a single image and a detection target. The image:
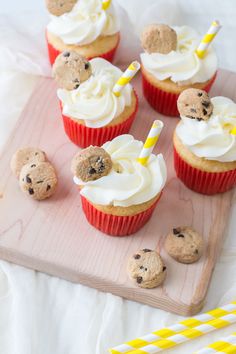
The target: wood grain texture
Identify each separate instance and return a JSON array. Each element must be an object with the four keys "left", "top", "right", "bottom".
[{"left": 0, "top": 69, "right": 235, "bottom": 316}]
